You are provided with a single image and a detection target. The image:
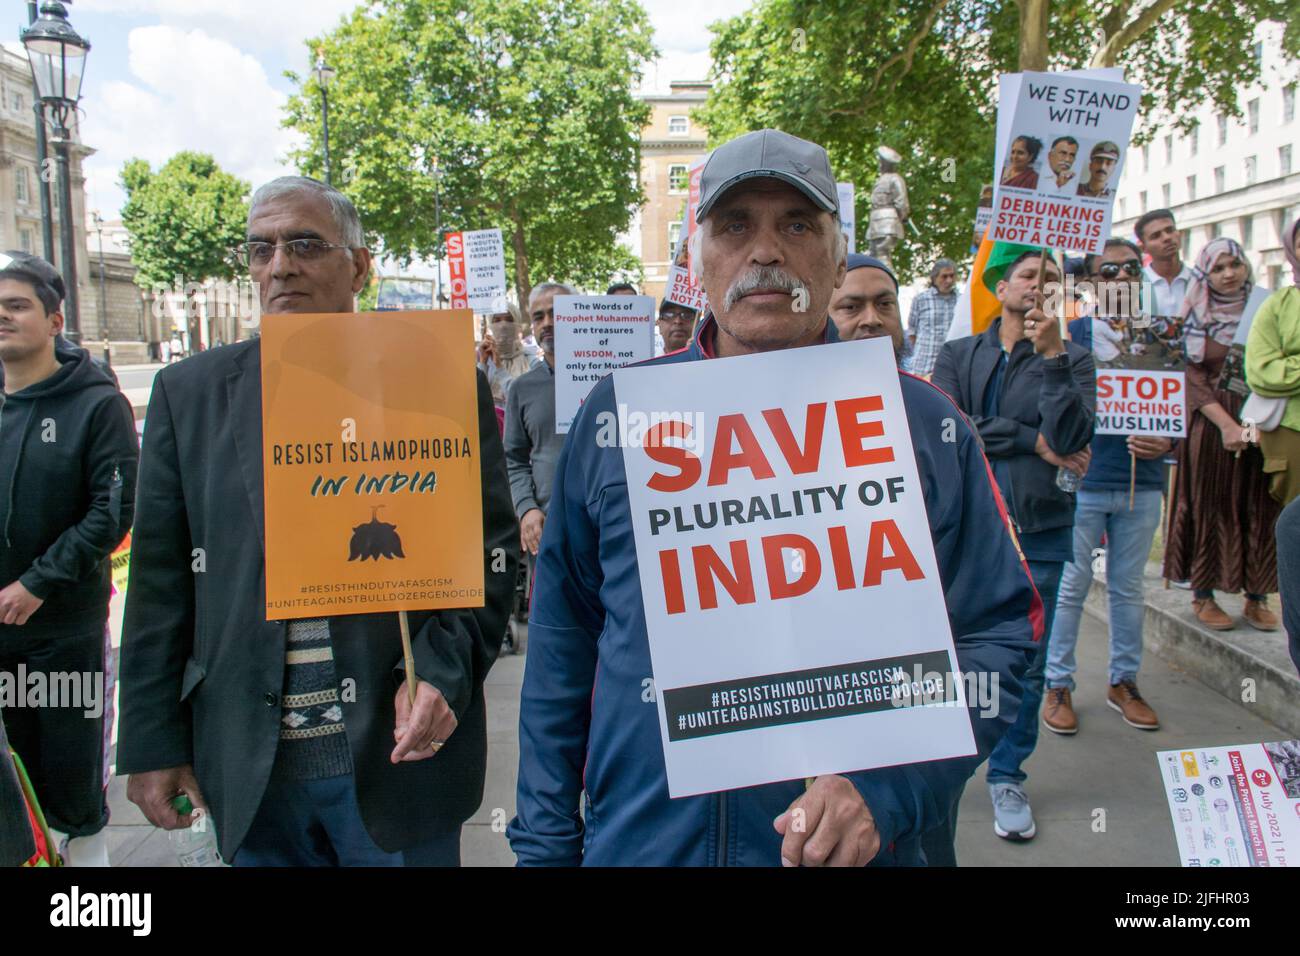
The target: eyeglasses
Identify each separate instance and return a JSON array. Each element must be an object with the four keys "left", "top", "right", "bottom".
[
  {"left": 660, "top": 311, "right": 694, "bottom": 323},
  {"left": 234, "top": 239, "right": 352, "bottom": 267},
  {"left": 1095, "top": 260, "right": 1143, "bottom": 280}
]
